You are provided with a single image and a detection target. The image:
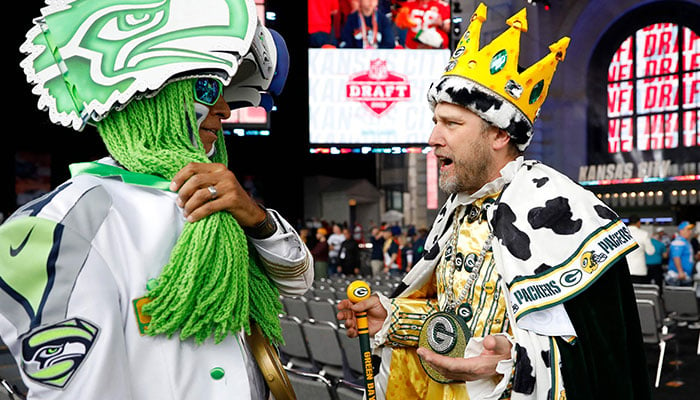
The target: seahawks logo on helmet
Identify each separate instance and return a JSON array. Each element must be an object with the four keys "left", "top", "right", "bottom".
[
  {"left": 20, "top": 0, "right": 258, "bottom": 130},
  {"left": 20, "top": 318, "right": 99, "bottom": 389}
]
